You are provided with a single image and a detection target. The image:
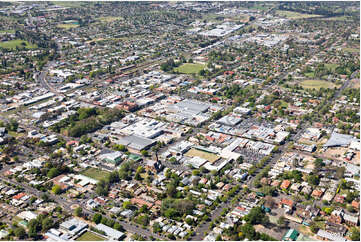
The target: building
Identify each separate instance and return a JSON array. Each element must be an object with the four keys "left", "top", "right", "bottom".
[
  {"left": 60, "top": 218, "right": 88, "bottom": 237},
  {"left": 316, "top": 229, "right": 346, "bottom": 241},
  {"left": 95, "top": 224, "right": 125, "bottom": 240},
  {"left": 116, "top": 134, "right": 155, "bottom": 154},
  {"left": 282, "top": 229, "right": 299, "bottom": 241},
  {"left": 98, "top": 151, "right": 122, "bottom": 165}
]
